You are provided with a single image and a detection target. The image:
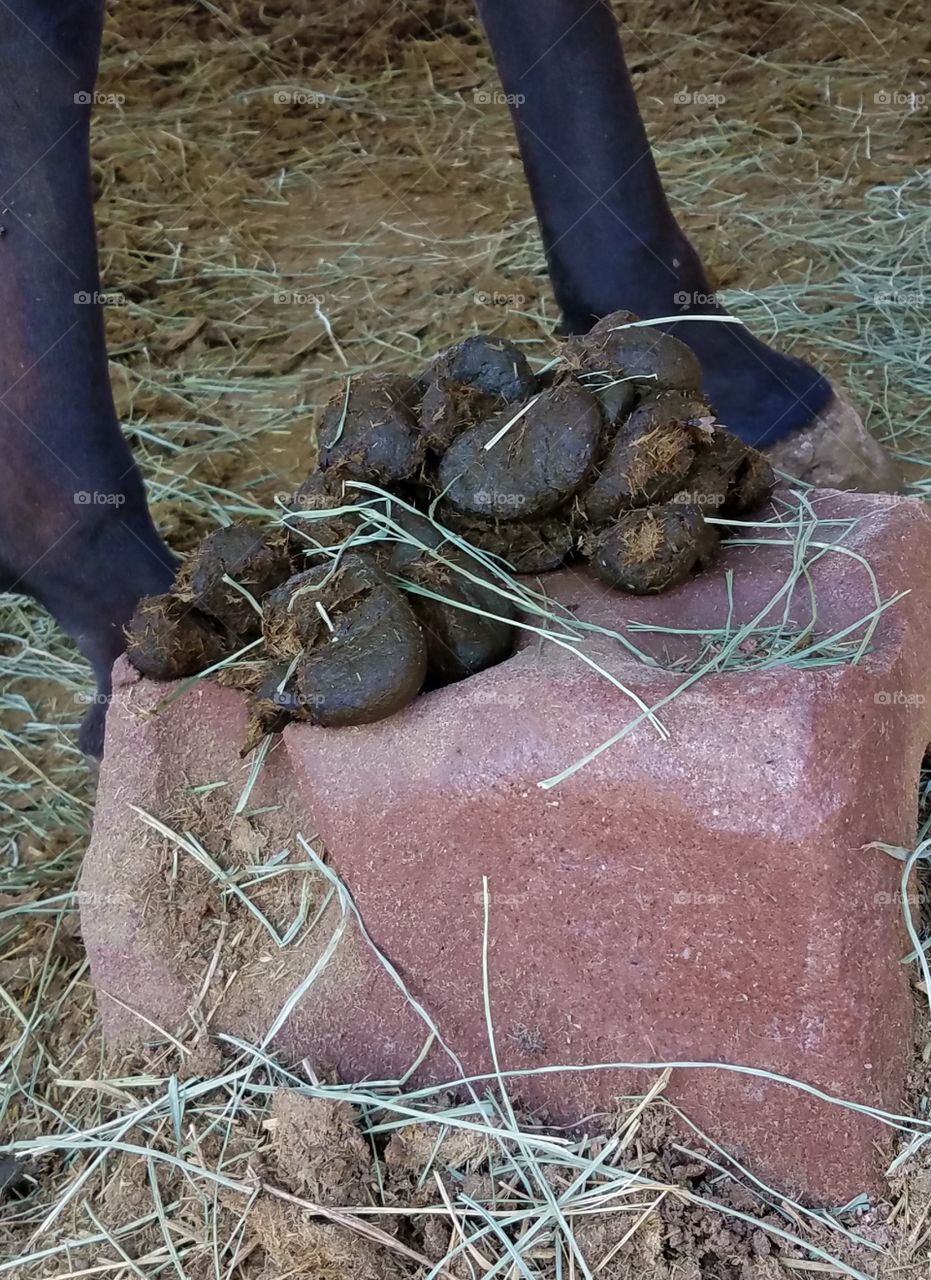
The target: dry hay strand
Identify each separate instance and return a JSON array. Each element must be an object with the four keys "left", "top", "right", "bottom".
[
  {"left": 620, "top": 510, "right": 665, "bottom": 564},
  {"left": 625, "top": 424, "right": 694, "bottom": 498}
]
